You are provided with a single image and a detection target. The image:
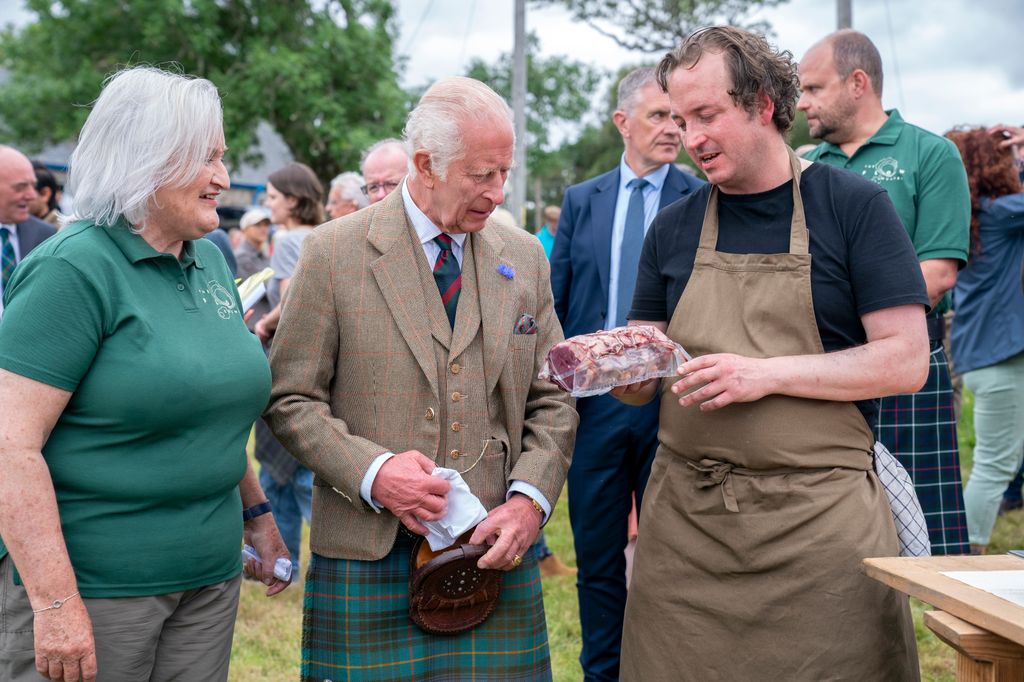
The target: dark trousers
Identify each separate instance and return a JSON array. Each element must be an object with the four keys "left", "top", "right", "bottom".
[{"left": 568, "top": 393, "right": 659, "bottom": 682}]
